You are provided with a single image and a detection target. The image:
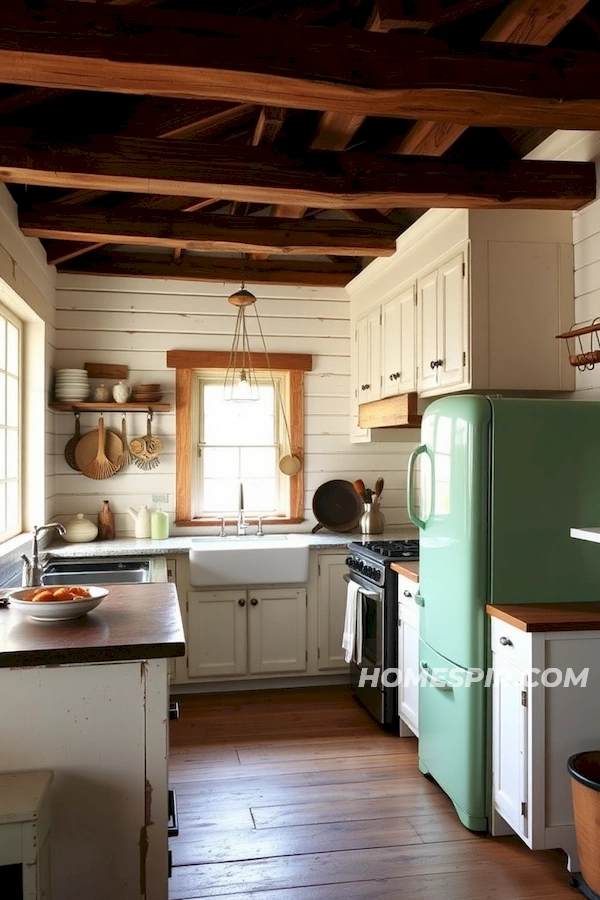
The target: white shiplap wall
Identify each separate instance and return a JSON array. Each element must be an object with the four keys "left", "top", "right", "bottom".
[
  {"left": 526, "top": 132, "right": 600, "bottom": 397},
  {"left": 53, "top": 274, "right": 418, "bottom": 536}
]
